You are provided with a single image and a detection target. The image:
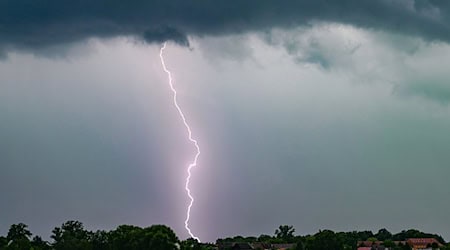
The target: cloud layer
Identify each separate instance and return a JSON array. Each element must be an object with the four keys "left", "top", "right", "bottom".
[{"left": 1, "top": 0, "right": 450, "bottom": 53}]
